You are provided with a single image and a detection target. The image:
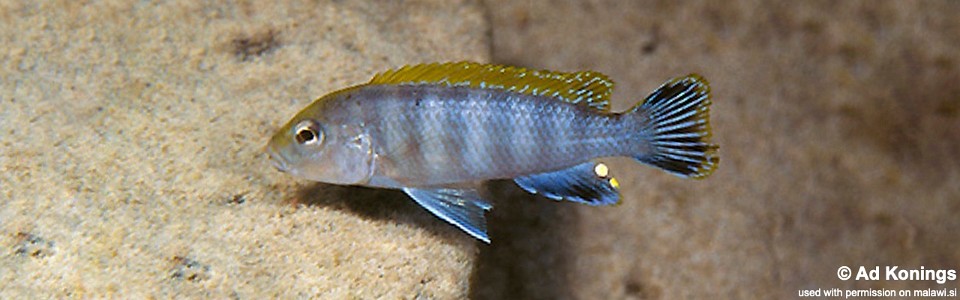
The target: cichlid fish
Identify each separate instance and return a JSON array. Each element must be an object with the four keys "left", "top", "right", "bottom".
[{"left": 266, "top": 62, "right": 718, "bottom": 243}]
